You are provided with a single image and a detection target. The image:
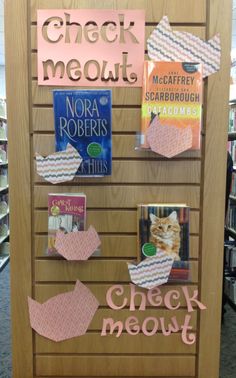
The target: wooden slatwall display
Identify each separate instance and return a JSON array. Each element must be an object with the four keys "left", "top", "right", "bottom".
[{"left": 4, "top": 0, "right": 232, "bottom": 377}]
